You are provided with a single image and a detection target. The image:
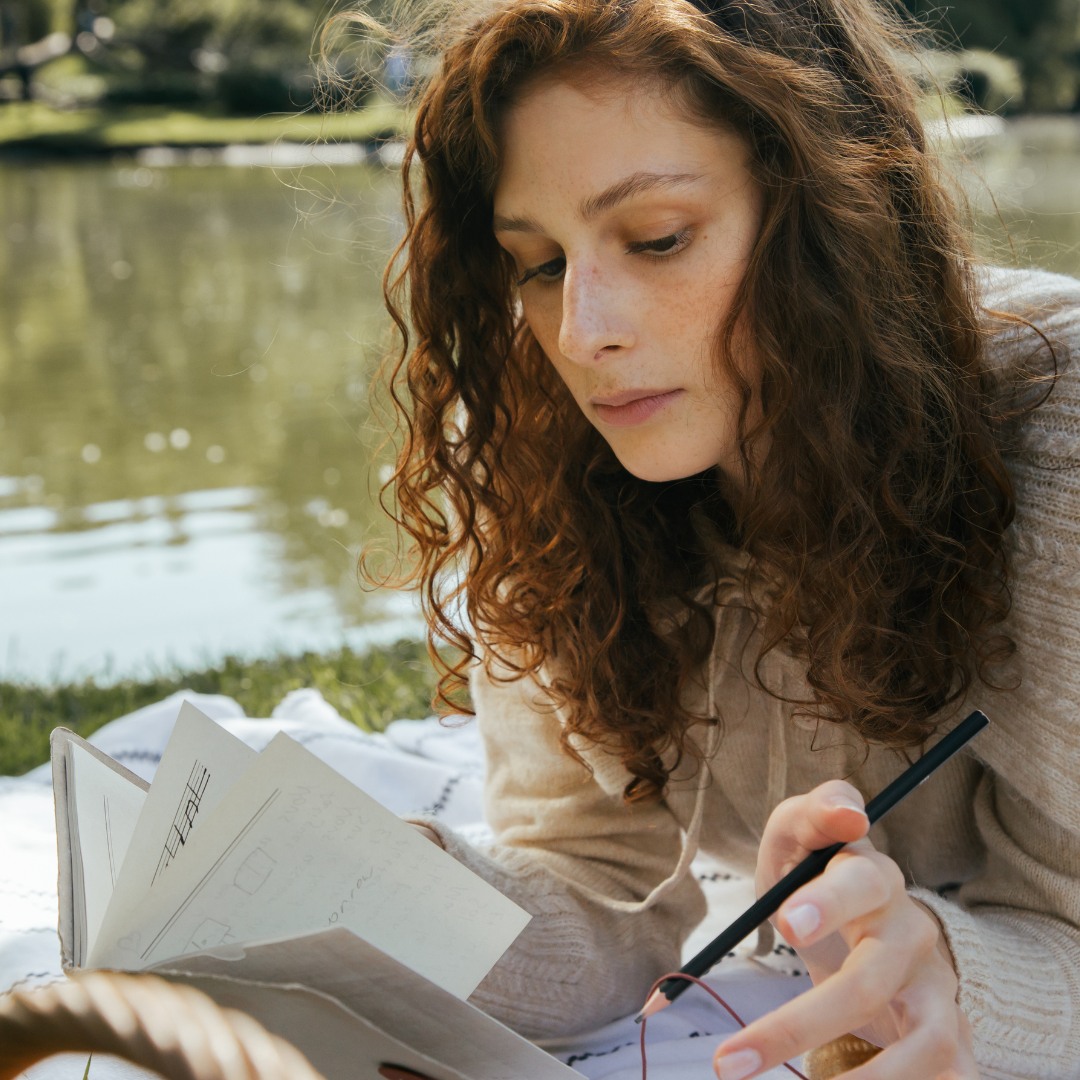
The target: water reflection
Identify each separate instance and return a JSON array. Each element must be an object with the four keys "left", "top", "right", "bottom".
[
  {"left": 2, "top": 117, "right": 1079, "bottom": 683},
  {"left": 959, "top": 117, "right": 1080, "bottom": 273},
  {"left": 0, "top": 156, "right": 419, "bottom": 681}
]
